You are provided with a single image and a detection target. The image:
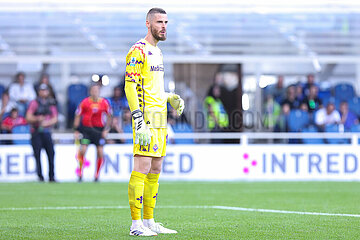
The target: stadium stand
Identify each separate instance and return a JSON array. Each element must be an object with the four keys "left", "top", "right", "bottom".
[
  {"left": 302, "top": 125, "right": 324, "bottom": 144},
  {"left": 12, "top": 124, "right": 30, "bottom": 145}
]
